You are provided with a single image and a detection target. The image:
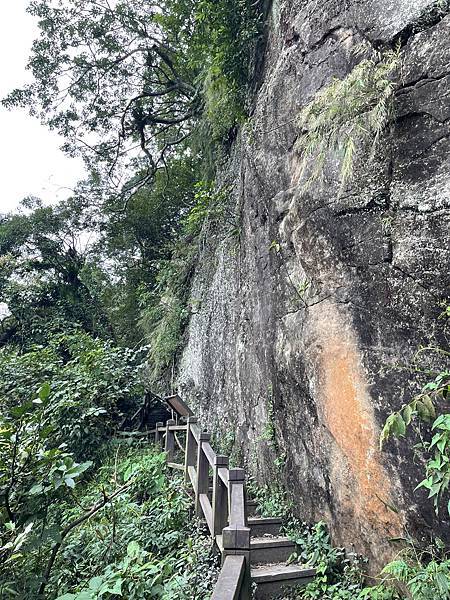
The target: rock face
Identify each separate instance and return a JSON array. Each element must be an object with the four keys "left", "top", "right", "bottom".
[{"left": 178, "top": 0, "right": 450, "bottom": 567}]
